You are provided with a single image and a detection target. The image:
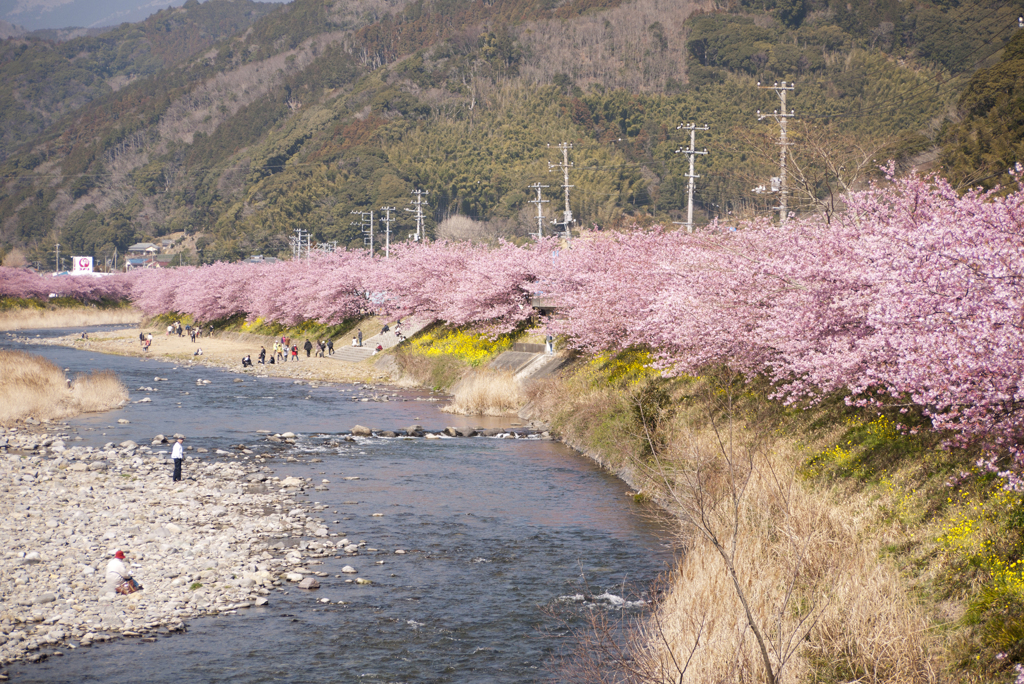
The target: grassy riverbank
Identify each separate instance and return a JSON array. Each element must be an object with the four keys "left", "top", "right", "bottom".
[
  {"left": 0, "top": 297, "right": 141, "bottom": 331},
  {"left": 395, "top": 332, "right": 1020, "bottom": 683},
  {"left": 0, "top": 350, "right": 128, "bottom": 424}
]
